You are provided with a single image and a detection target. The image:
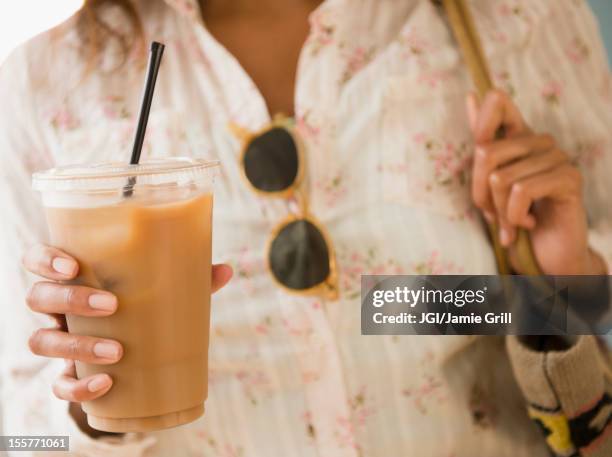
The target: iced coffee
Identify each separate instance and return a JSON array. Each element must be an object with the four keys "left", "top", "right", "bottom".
[{"left": 32, "top": 158, "right": 218, "bottom": 432}]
